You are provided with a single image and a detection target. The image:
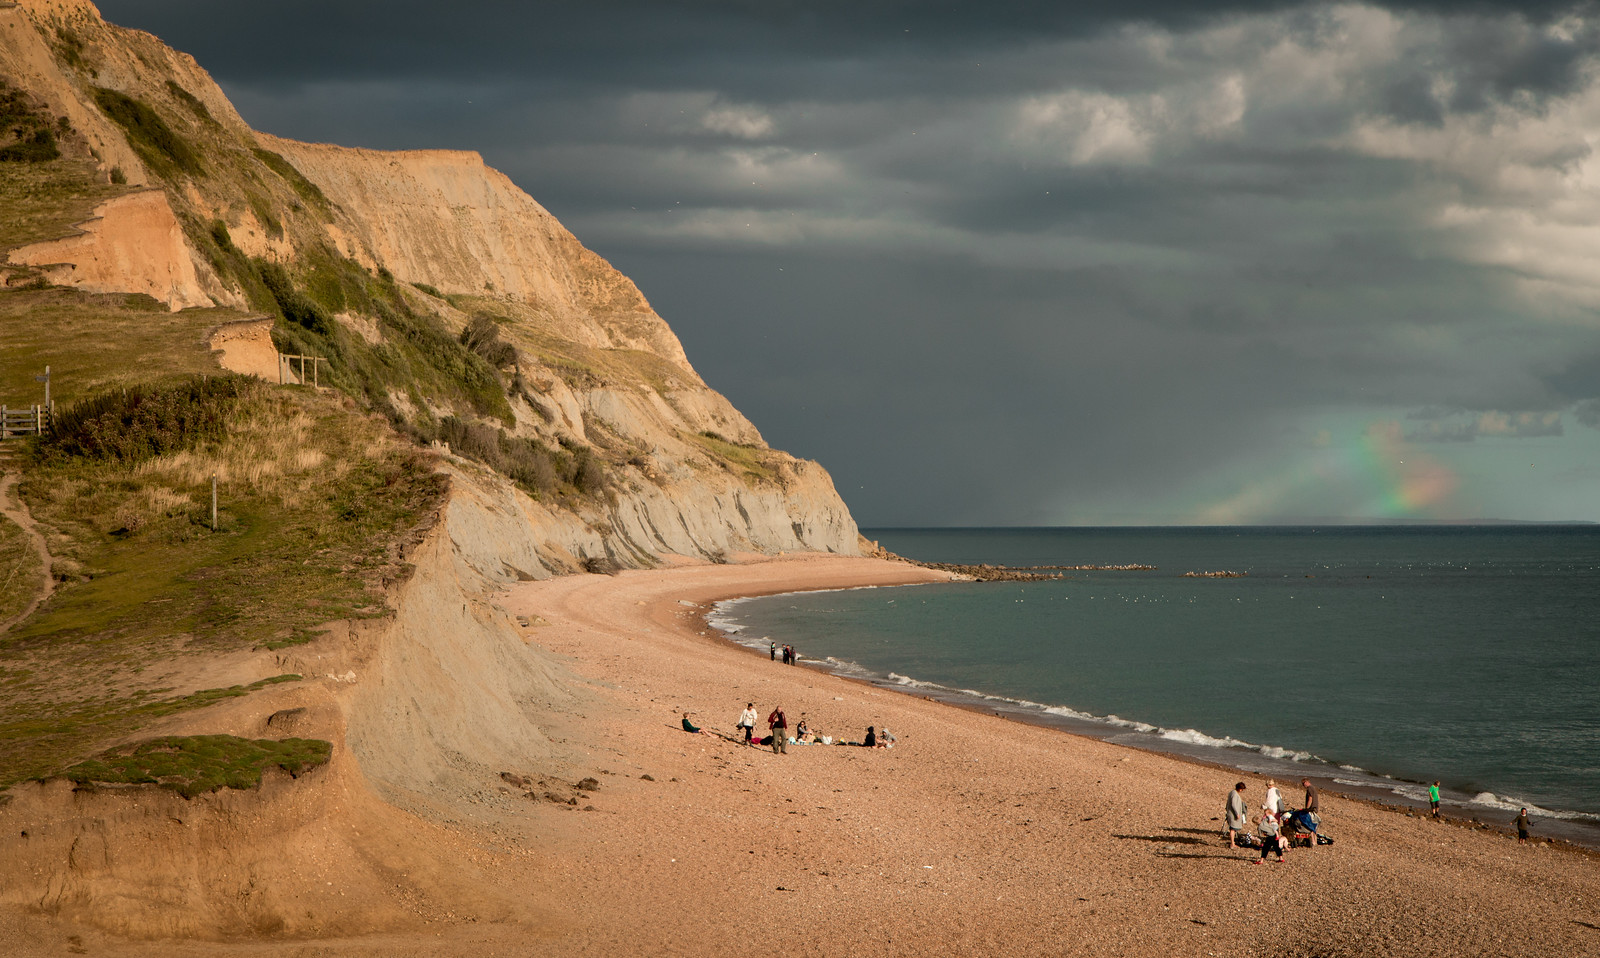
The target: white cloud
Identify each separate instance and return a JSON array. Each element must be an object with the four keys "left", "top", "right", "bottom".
[
  {"left": 1408, "top": 410, "right": 1564, "bottom": 441},
  {"left": 700, "top": 105, "right": 776, "bottom": 139}
]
